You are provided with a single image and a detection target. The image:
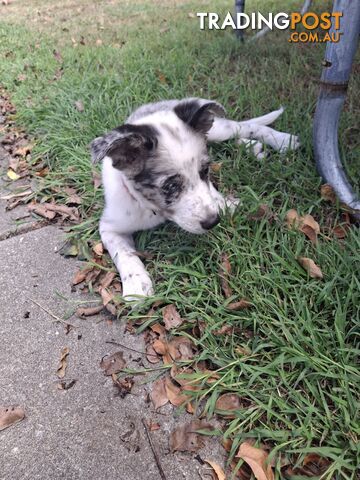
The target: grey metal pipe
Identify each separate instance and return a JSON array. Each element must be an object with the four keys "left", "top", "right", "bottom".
[
  {"left": 234, "top": 0, "right": 245, "bottom": 40},
  {"left": 313, "top": 0, "right": 360, "bottom": 218}
]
